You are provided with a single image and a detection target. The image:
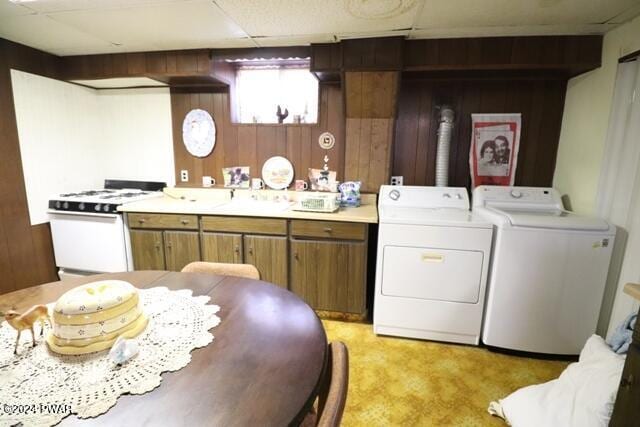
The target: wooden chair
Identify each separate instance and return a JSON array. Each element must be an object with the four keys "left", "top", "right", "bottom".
[
  {"left": 181, "top": 261, "right": 260, "bottom": 280},
  {"left": 303, "top": 341, "right": 349, "bottom": 427}
]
